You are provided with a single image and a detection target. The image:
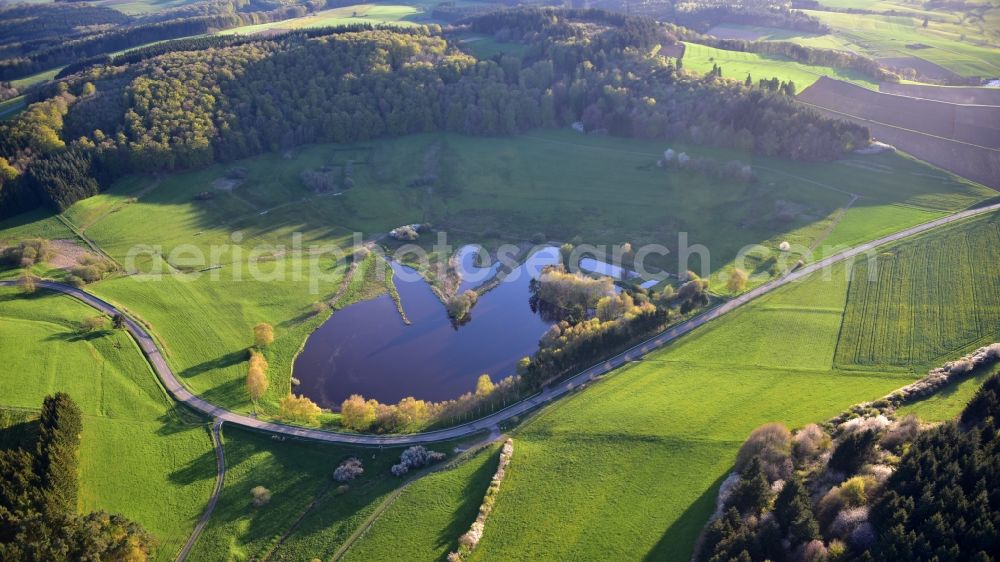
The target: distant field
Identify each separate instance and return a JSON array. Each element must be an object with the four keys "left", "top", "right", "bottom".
[
  {"left": 836, "top": 212, "right": 1000, "bottom": 370},
  {"left": 0, "top": 287, "right": 214, "bottom": 561},
  {"left": 682, "top": 41, "right": 880, "bottom": 89},
  {"left": 218, "top": 4, "right": 420, "bottom": 36},
  {"left": 456, "top": 33, "right": 531, "bottom": 59},
  {"left": 803, "top": 9, "right": 1000, "bottom": 78}
]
